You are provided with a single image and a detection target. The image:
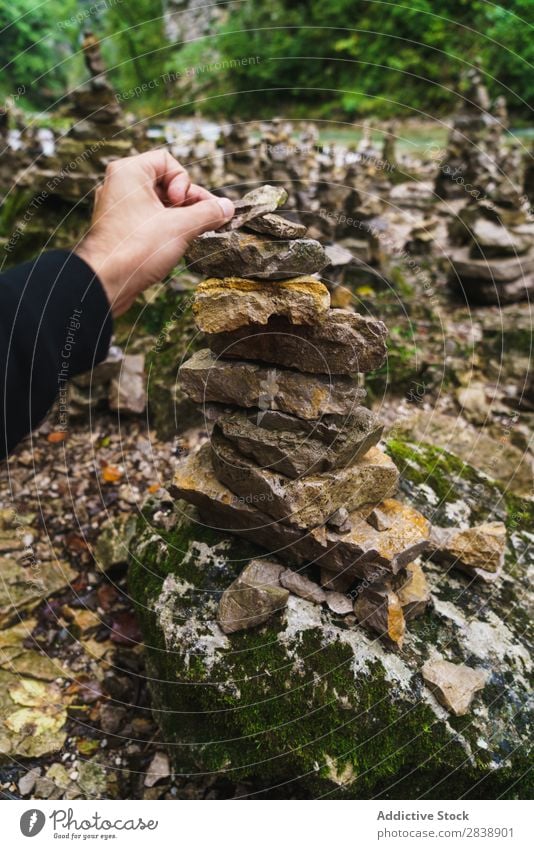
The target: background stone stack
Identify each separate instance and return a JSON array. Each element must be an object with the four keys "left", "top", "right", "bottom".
[
  {"left": 171, "top": 185, "right": 432, "bottom": 648},
  {"left": 448, "top": 186, "right": 534, "bottom": 304}
]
